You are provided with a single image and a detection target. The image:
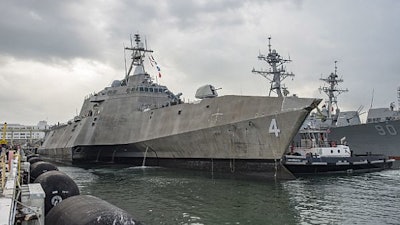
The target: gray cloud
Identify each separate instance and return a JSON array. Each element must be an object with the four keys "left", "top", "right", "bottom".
[{"left": 0, "top": 0, "right": 399, "bottom": 125}]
